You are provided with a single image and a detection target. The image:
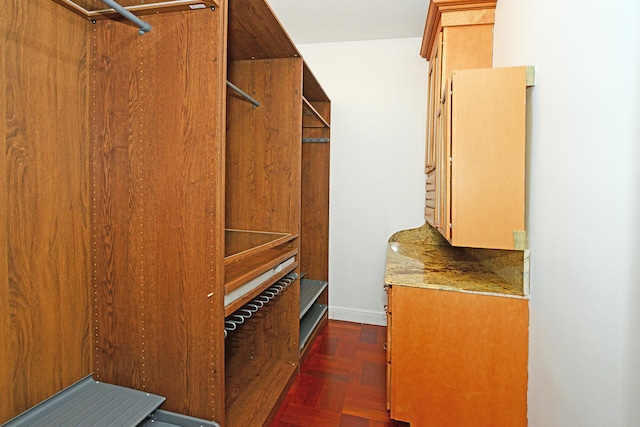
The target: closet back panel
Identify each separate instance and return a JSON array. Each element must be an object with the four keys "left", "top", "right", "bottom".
[
  {"left": 91, "top": 10, "right": 226, "bottom": 421},
  {"left": 1, "top": 1, "right": 92, "bottom": 422},
  {"left": 225, "top": 57, "right": 303, "bottom": 235},
  {"left": 300, "top": 131, "right": 330, "bottom": 282}
]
